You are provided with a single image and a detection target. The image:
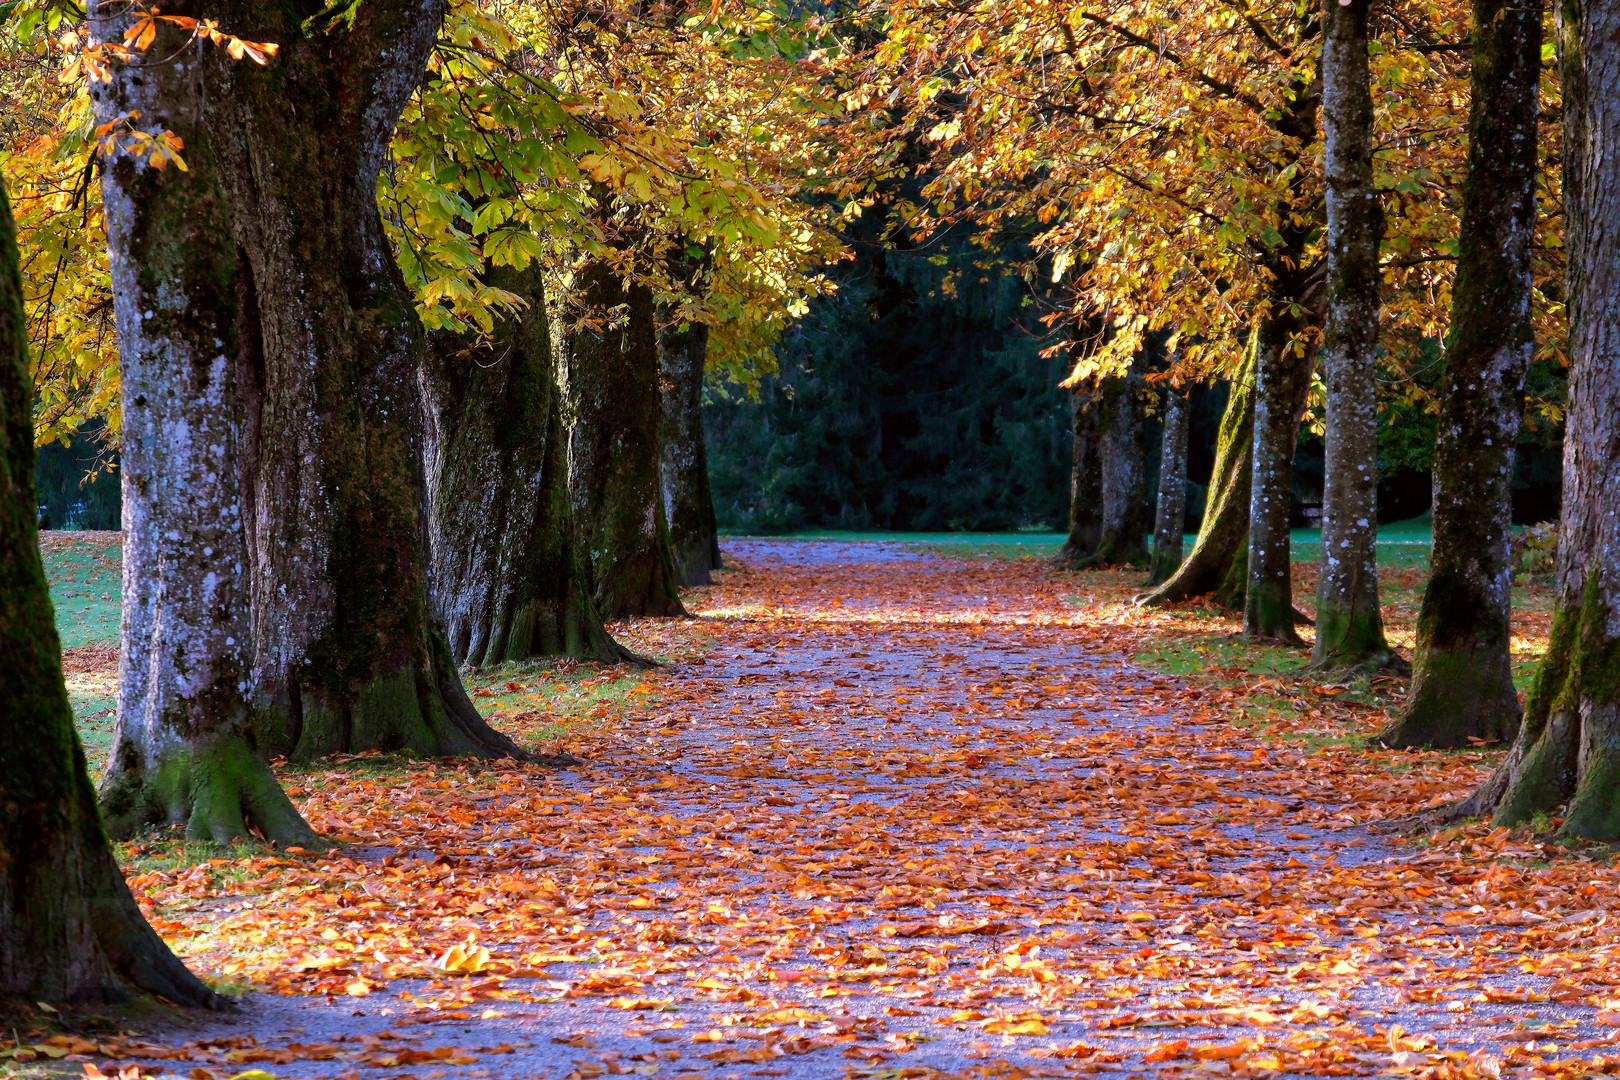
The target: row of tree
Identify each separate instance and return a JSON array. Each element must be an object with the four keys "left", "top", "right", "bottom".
[
  {"left": 845, "top": 0, "right": 1617, "bottom": 835},
  {"left": 0, "top": 0, "right": 842, "bottom": 1004}
]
